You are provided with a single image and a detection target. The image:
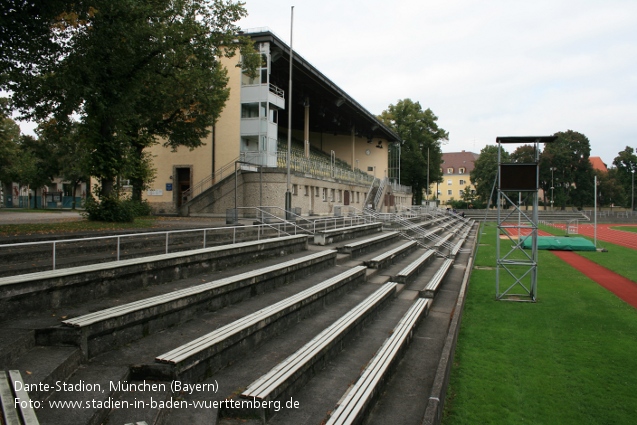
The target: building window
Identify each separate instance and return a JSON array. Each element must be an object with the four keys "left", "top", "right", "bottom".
[
  {"left": 304, "top": 185, "right": 309, "bottom": 196},
  {"left": 459, "top": 190, "right": 464, "bottom": 196},
  {"left": 322, "top": 188, "right": 327, "bottom": 201},
  {"left": 292, "top": 184, "right": 298, "bottom": 195},
  {"left": 337, "top": 190, "right": 342, "bottom": 202},
  {"left": 447, "top": 180, "right": 452, "bottom": 185},
  {"left": 447, "top": 168, "right": 453, "bottom": 174},
  {"left": 459, "top": 179, "right": 466, "bottom": 186},
  {"left": 315, "top": 187, "right": 319, "bottom": 197},
  {"left": 330, "top": 189, "right": 335, "bottom": 202},
  {"left": 241, "top": 103, "right": 259, "bottom": 118},
  {"left": 448, "top": 190, "right": 453, "bottom": 195},
  {"left": 459, "top": 167, "right": 465, "bottom": 174},
  {"left": 357, "top": 192, "right": 360, "bottom": 203}
]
